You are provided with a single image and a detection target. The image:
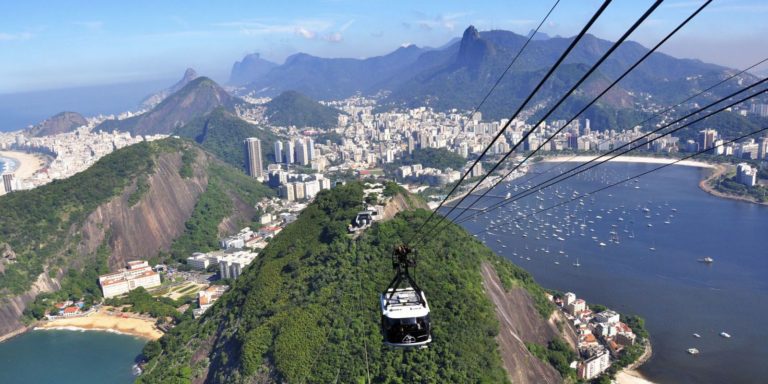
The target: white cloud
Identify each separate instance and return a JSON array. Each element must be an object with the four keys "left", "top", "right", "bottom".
[
  {"left": 415, "top": 12, "right": 472, "bottom": 32},
  {"left": 214, "top": 19, "right": 332, "bottom": 38},
  {"left": 295, "top": 27, "right": 316, "bottom": 39},
  {"left": 0, "top": 32, "right": 33, "bottom": 41}
]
